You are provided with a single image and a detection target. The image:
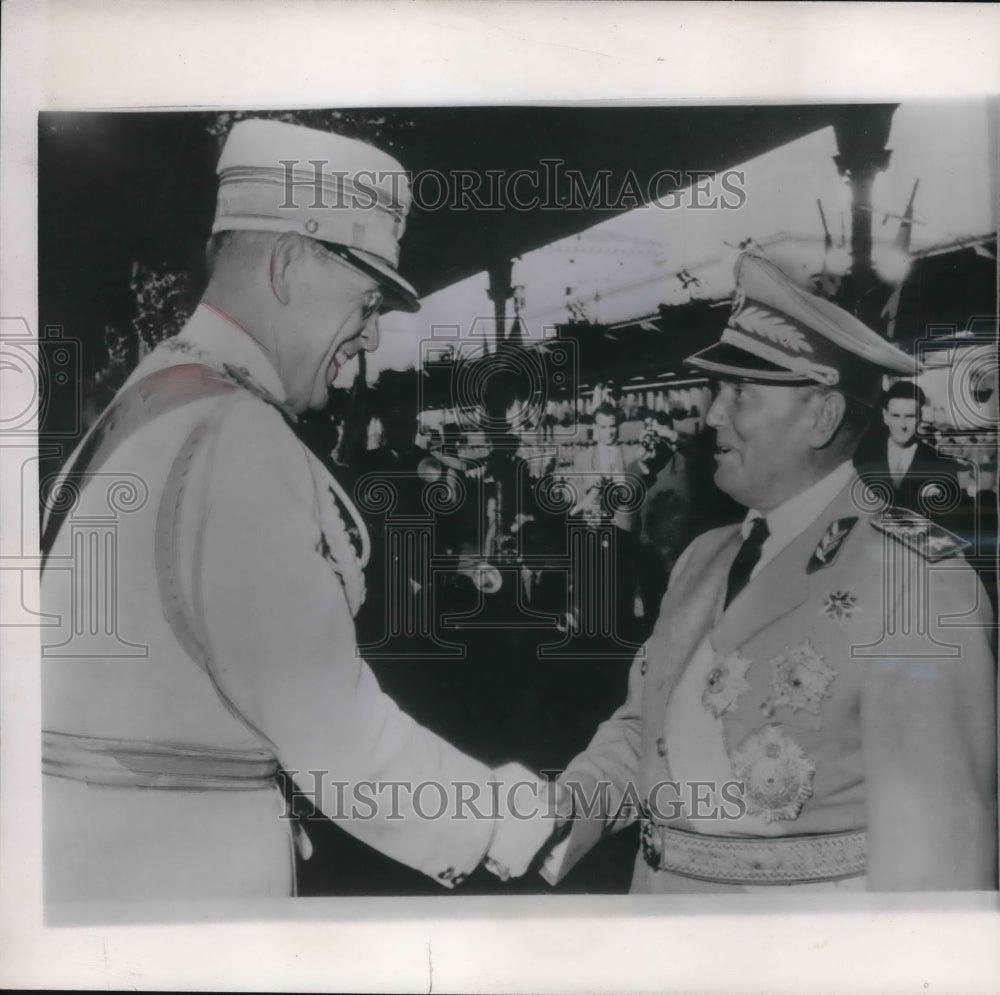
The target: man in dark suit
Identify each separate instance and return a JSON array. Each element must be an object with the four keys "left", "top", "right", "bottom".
[{"left": 857, "top": 381, "right": 967, "bottom": 524}]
